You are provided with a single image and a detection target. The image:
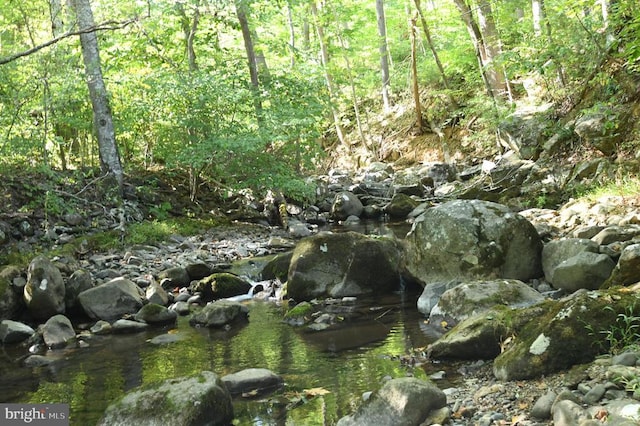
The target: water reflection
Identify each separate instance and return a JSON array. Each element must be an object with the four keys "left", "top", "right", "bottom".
[{"left": 0, "top": 292, "right": 436, "bottom": 425}]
